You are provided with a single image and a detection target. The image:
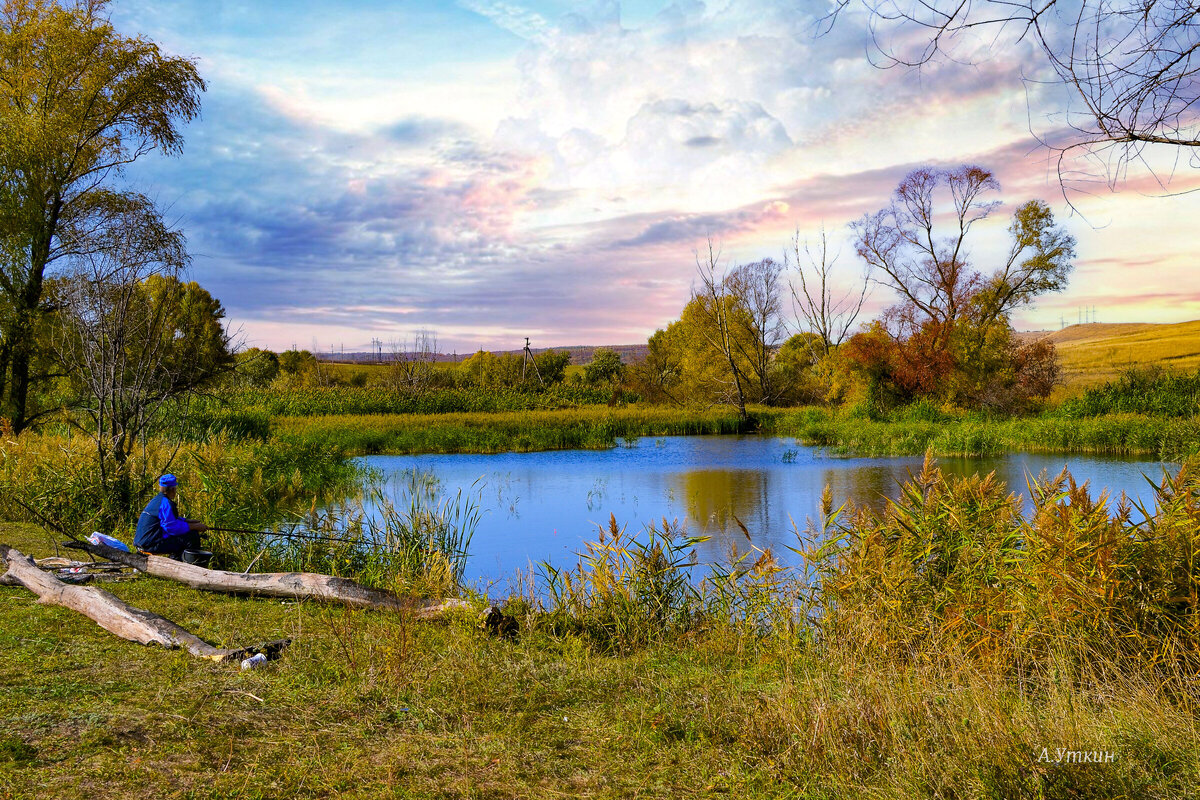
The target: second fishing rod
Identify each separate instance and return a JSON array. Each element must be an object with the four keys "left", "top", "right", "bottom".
[{"left": 206, "top": 525, "right": 373, "bottom": 547}]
